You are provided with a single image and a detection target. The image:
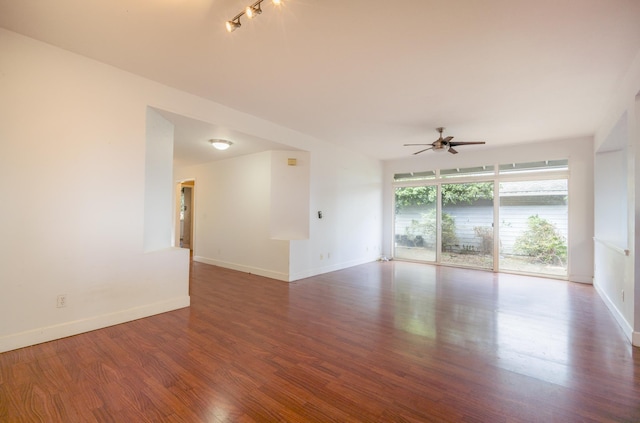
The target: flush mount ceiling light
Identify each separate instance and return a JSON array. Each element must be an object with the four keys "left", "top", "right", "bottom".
[
  {"left": 226, "top": 0, "right": 282, "bottom": 32},
  {"left": 210, "top": 139, "right": 233, "bottom": 150}
]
